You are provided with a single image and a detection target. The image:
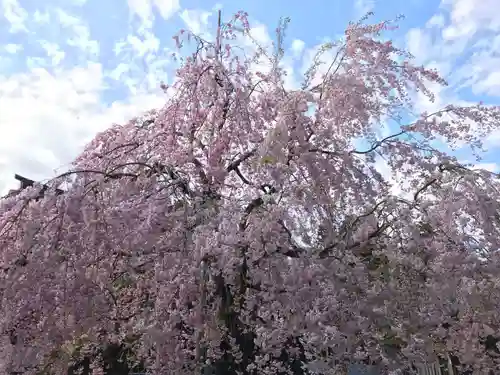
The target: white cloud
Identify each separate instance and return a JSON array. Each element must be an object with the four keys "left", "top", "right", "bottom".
[
  {"left": 154, "top": 0, "right": 180, "bottom": 20},
  {"left": 426, "top": 14, "right": 446, "bottom": 28},
  {"left": 405, "top": 28, "right": 432, "bottom": 64},
  {"left": 354, "top": 0, "right": 375, "bottom": 18},
  {"left": 109, "top": 63, "right": 130, "bottom": 81},
  {"left": 180, "top": 9, "right": 213, "bottom": 36},
  {"left": 39, "top": 40, "right": 66, "bottom": 66},
  {"left": 0, "top": 65, "right": 166, "bottom": 194},
  {"left": 127, "top": 0, "right": 180, "bottom": 29},
  {"left": 403, "top": 0, "right": 500, "bottom": 146},
  {"left": 440, "top": 0, "right": 500, "bottom": 40},
  {"left": 3, "top": 44, "right": 22, "bottom": 54},
  {"left": 112, "top": 27, "right": 171, "bottom": 95},
  {"left": 128, "top": 0, "right": 153, "bottom": 27},
  {"left": 472, "top": 163, "right": 498, "bottom": 173},
  {"left": 55, "top": 9, "right": 99, "bottom": 58},
  {"left": 452, "top": 38, "right": 500, "bottom": 95},
  {"left": 33, "top": 9, "right": 51, "bottom": 24},
  {"left": 291, "top": 39, "right": 305, "bottom": 58},
  {"left": 1, "top": 0, "right": 28, "bottom": 33},
  {"left": 126, "top": 31, "right": 160, "bottom": 57},
  {"left": 247, "top": 23, "right": 273, "bottom": 47},
  {"left": 0, "top": 3, "right": 175, "bottom": 195},
  {"left": 406, "top": 0, "right": 500, "bottom": 75},
  {"left": 473, "top": 71, "right": 500, "bottom": 97}
]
